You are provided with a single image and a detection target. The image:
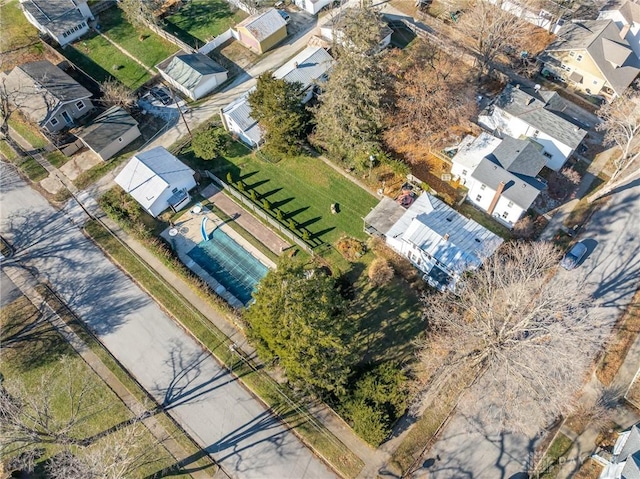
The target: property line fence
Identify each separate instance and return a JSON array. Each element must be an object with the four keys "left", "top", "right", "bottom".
[
  {"left": 198, "top": 29, "right": 237, "bottom": 55},
  {"left": 201, "top": 171, "right": 315, "bottom": 253}
]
